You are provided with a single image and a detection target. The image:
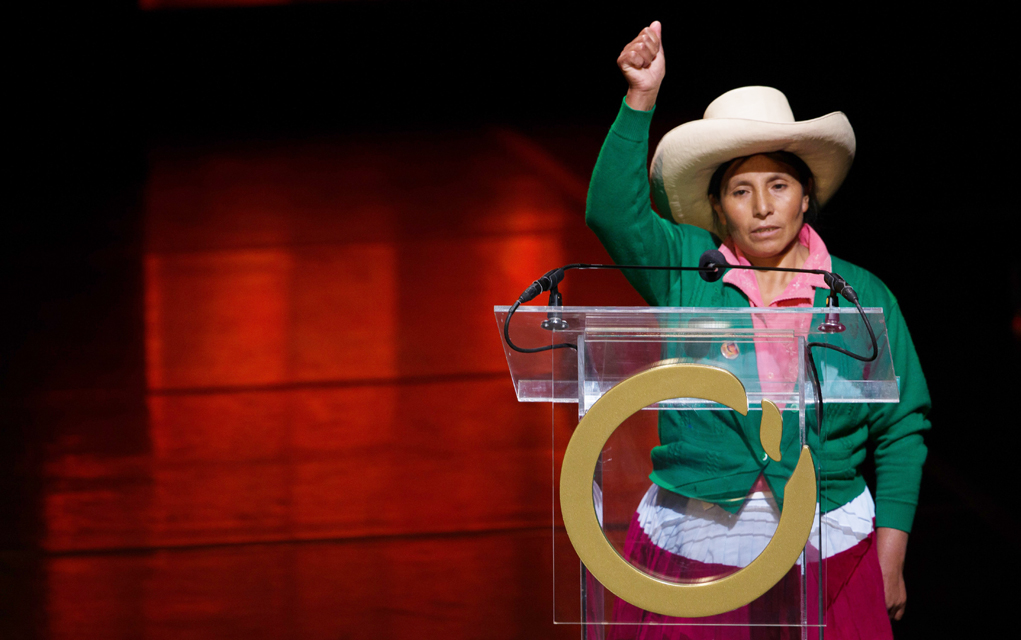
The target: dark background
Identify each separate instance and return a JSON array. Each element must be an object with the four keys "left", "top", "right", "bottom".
[{"left": 5, "top": 1, "right": 1017, "bottom": 638}]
